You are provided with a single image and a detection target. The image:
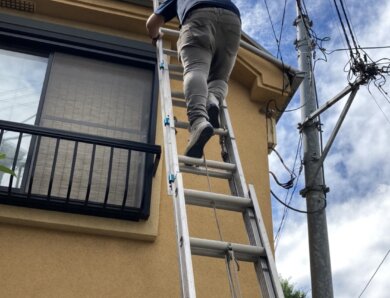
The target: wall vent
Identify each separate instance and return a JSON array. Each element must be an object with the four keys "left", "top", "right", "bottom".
[{"left": 0, "top": 0, "right": 35, "bottom": 12}]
